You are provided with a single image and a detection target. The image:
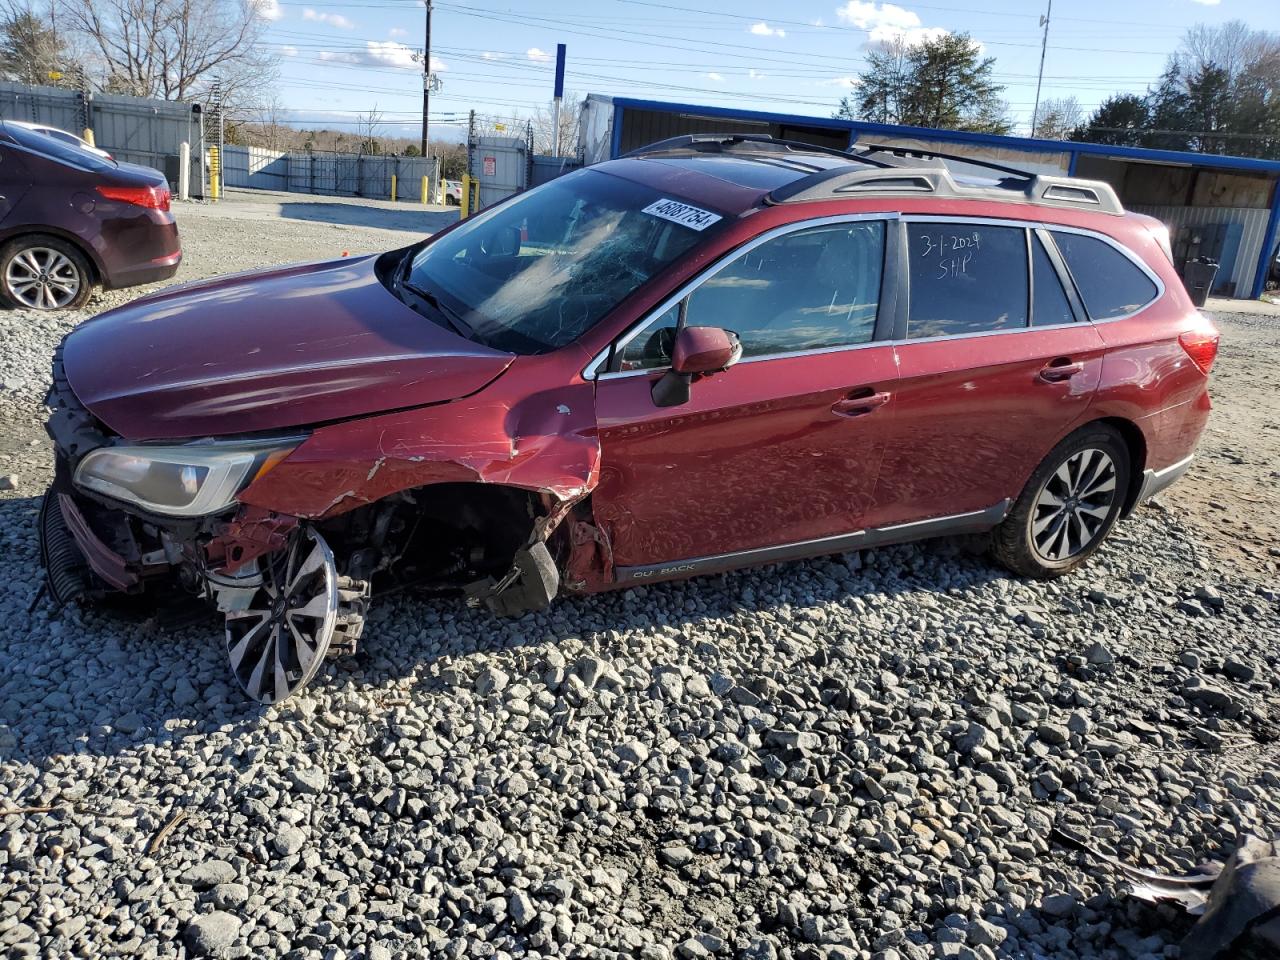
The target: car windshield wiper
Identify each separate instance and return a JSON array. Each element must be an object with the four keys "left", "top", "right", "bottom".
[{"left": 399, "top": 273, "right": 475, "bottom": 341}]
